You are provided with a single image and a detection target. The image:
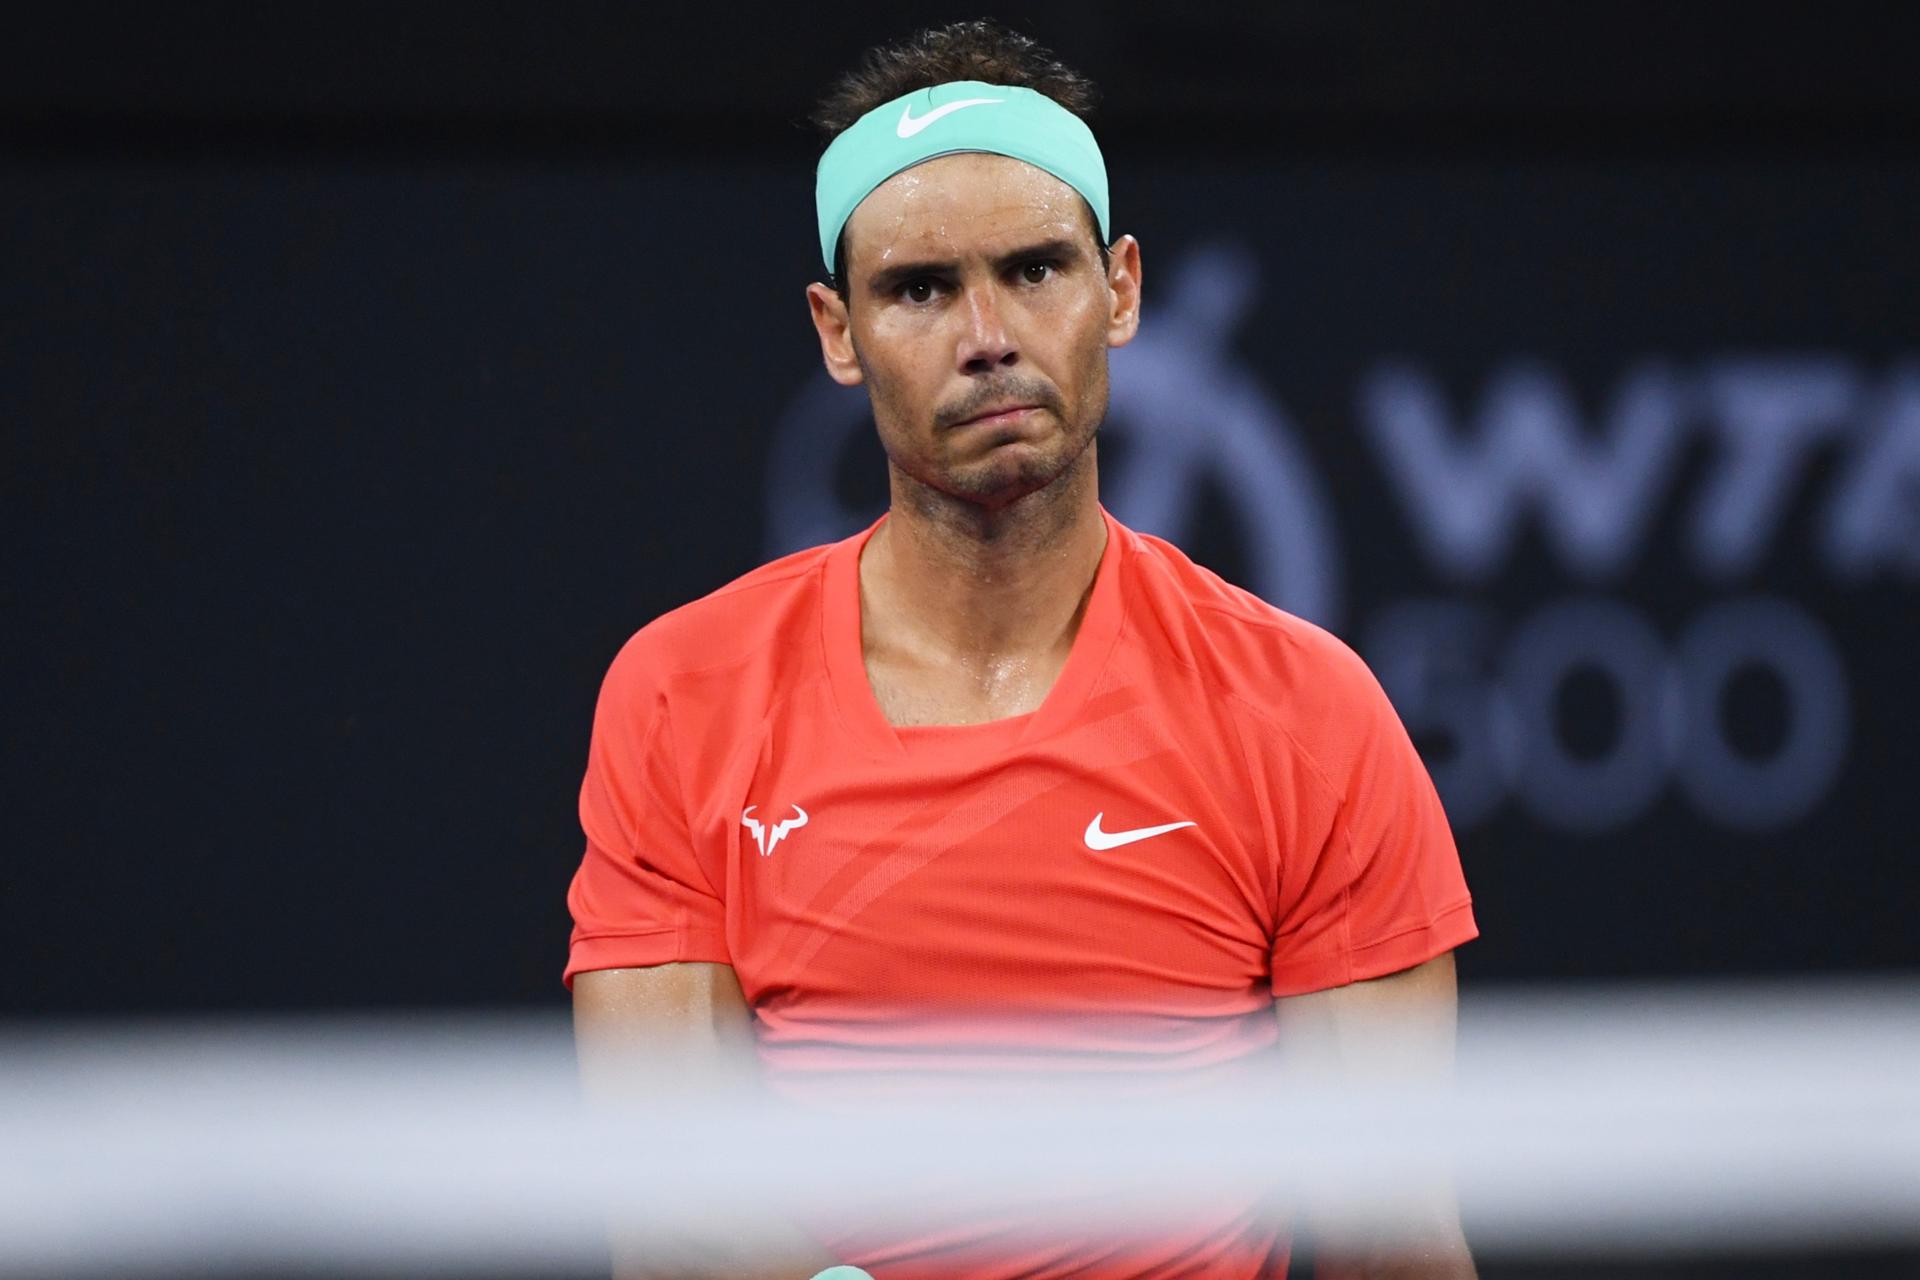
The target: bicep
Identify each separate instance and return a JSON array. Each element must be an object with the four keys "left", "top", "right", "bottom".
[
  {"left": 1274, "top": 954, "right": 1476, "bottom": 1277},
  {"left": 1273, "top": 951, "right": 1457, "bottom": 1079},
  {"left": 572, "top": 962, "right": 756, "bottom": 1099}
]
